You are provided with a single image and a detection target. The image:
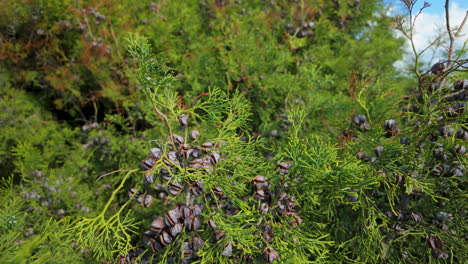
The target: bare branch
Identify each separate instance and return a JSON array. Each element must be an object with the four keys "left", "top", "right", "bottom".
[
  {"left": 455, "top": 11, "right": 468, "bottom": 37},
  {"left": 445, "top": 0, "right": 454, "bottom": 67},
  {"left": 414, "top": 2, "right": 431, "bottom": 23},
  {"left": 418, "top": 33, "right": 446, "bottom": 57}
]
